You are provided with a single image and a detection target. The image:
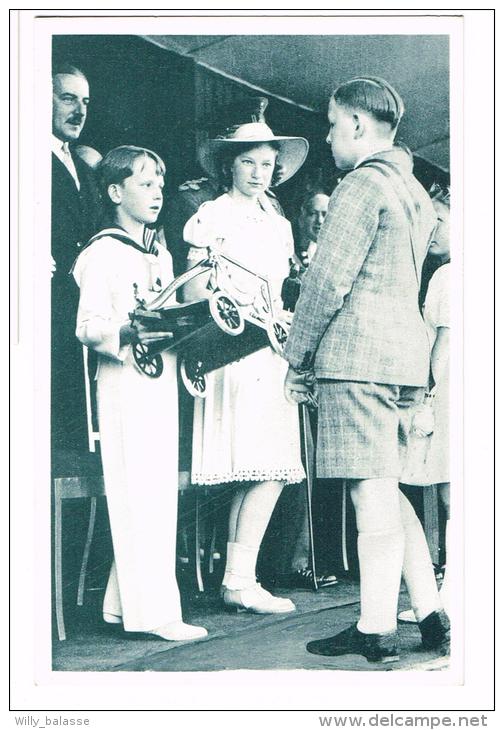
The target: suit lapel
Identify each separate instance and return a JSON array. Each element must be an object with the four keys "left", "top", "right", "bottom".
[{"left": 52, "top": 153, "right": 80, "bottom": 211}]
